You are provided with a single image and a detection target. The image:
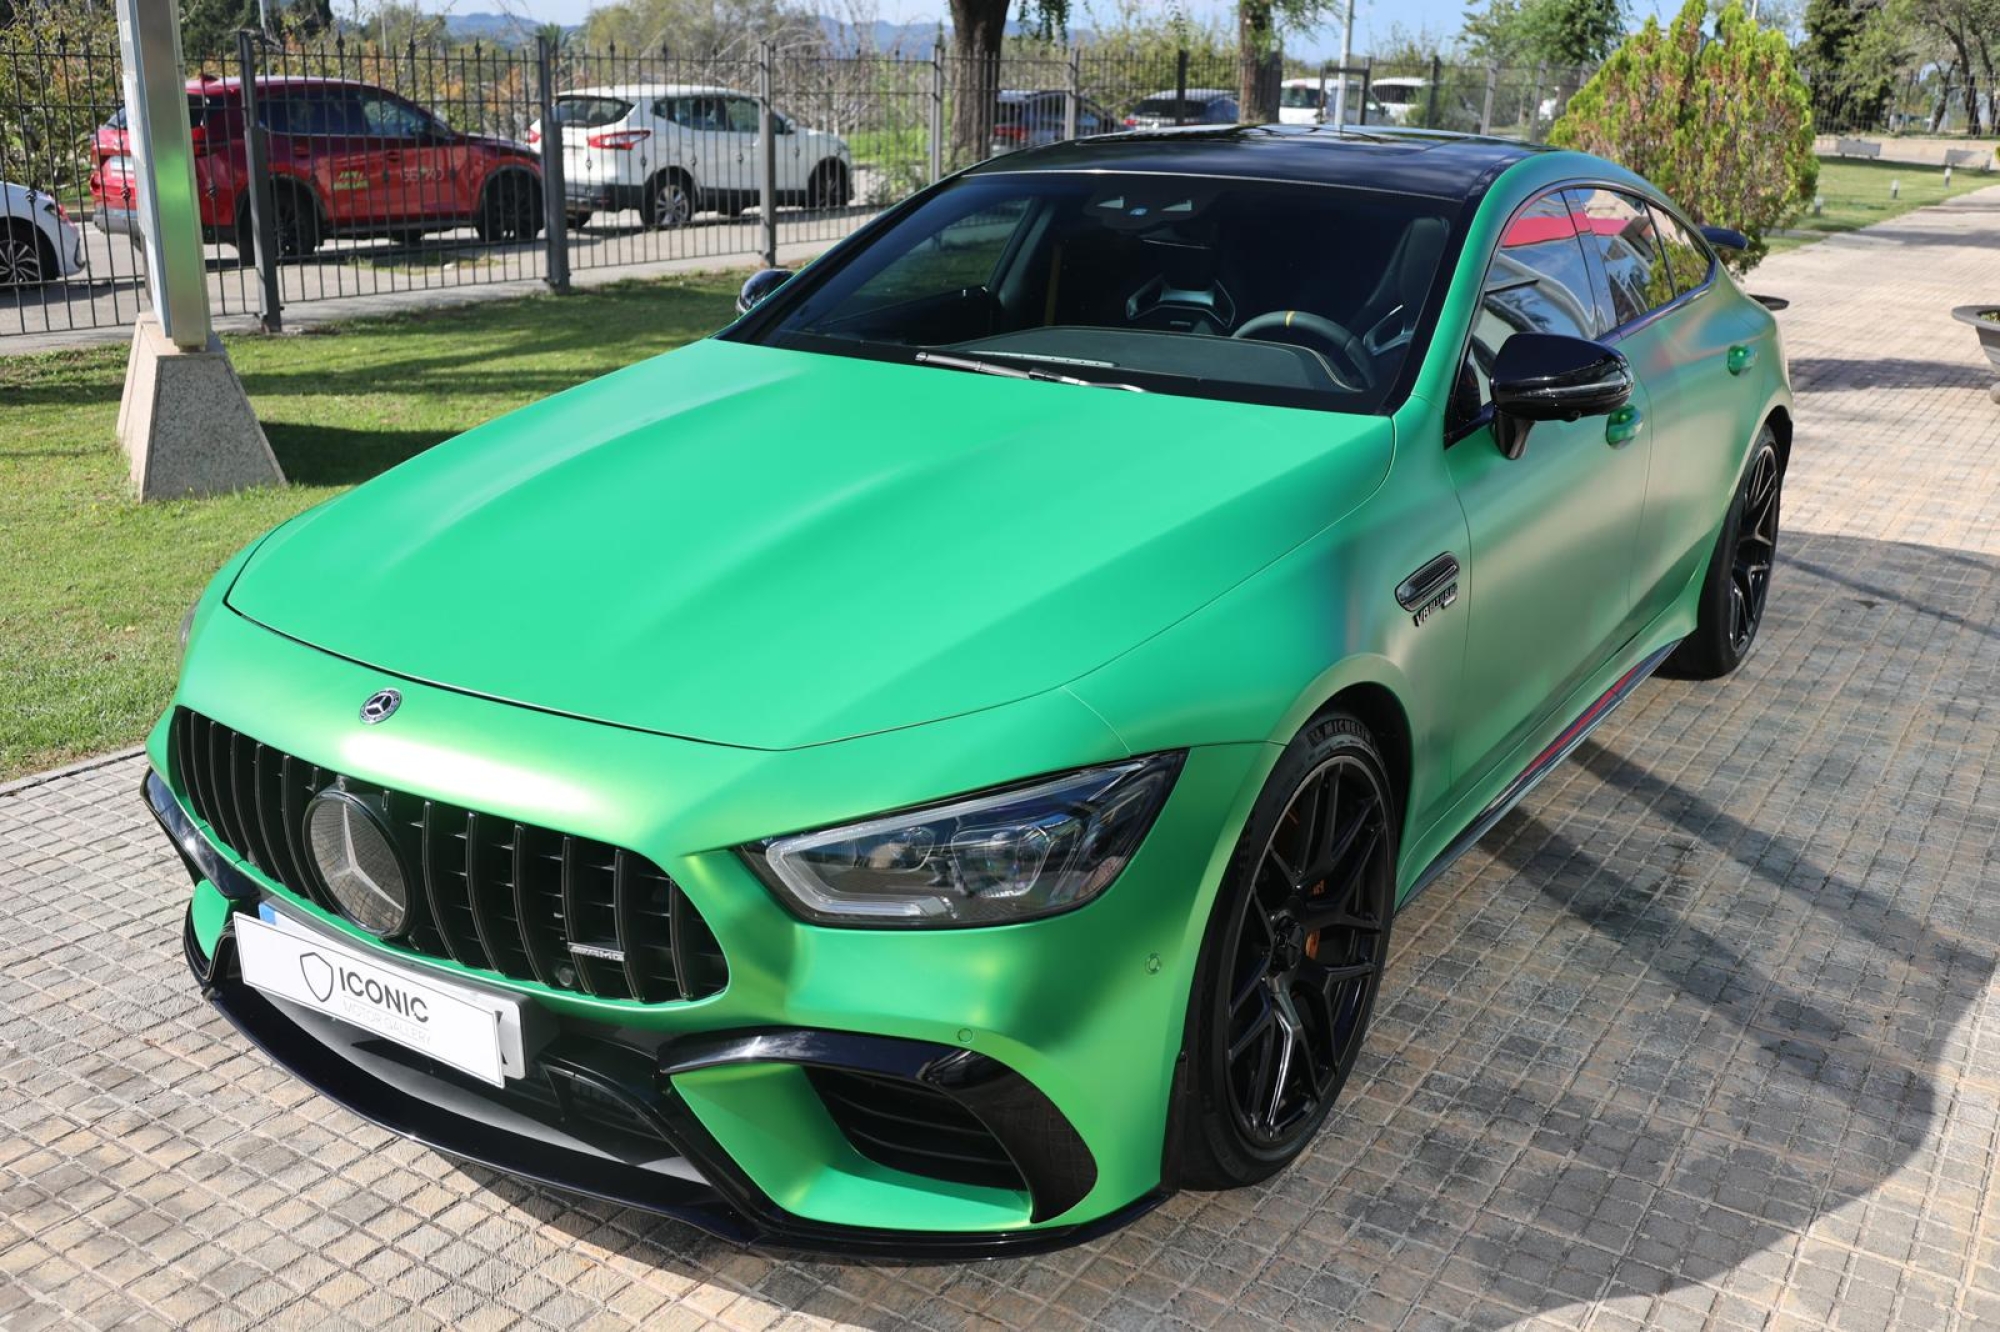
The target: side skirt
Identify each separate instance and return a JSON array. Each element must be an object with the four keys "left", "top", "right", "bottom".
[{"left": 1401, "top": 639, "right": 1680, "bottom": 908}]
